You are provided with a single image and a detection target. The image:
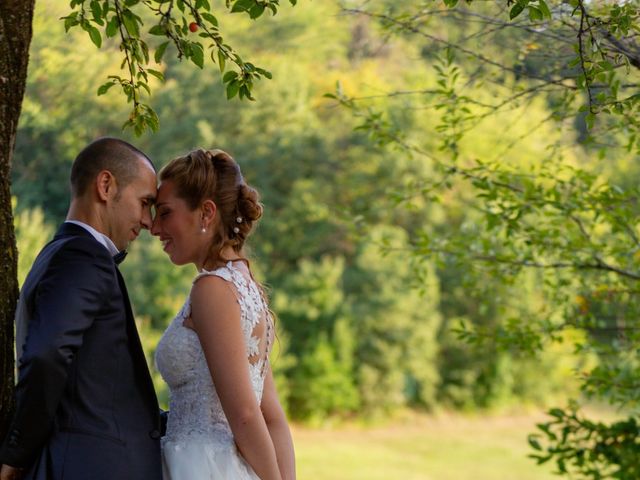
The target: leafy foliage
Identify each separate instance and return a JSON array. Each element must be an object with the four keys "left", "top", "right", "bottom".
[
  {"left": 324, "top": 0, "right": 640, "bottom": 475},
  {"left": 62, "top": 0, "right": 295, "bottom": 134},
  {"left": 530, "top": 403, "right": 640, "bottom": 479}
]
